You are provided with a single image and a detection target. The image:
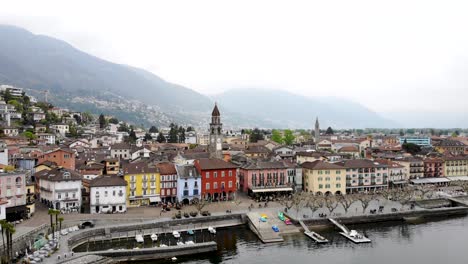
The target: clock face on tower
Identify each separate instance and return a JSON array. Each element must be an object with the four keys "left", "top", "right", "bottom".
[{"left": 217, "top": 138, "right": 221, "bottom": 143}]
